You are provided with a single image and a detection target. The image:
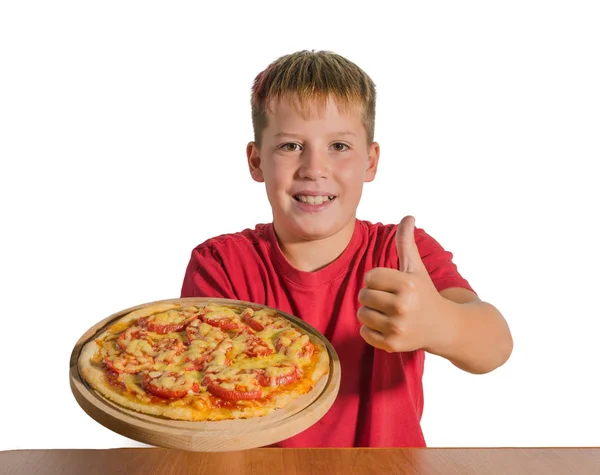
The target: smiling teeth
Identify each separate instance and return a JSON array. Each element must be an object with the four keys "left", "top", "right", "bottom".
[{"left": 296, "top": 195, "right": 334, "bottom": 204}]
